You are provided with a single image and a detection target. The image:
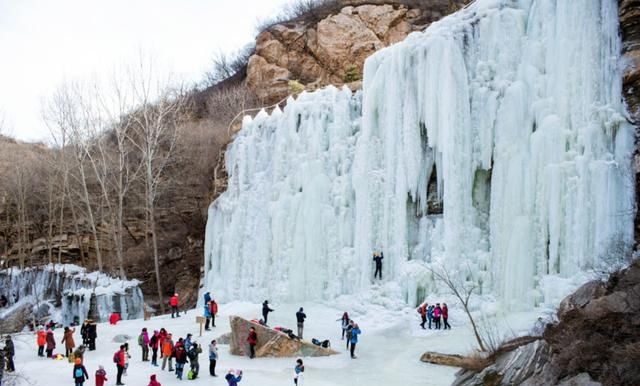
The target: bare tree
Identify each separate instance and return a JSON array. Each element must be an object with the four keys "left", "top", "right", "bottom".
[{"left": 428, "top": 264, "right": 487, "bottom": 352}]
